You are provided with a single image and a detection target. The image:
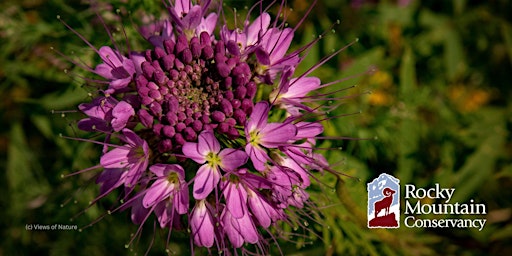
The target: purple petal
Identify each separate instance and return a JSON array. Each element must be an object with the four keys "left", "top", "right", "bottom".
[
  {"left": 149, "top": 163, "right": 185, "bottom": 179},
  {"left": 246, "top": 13, "right": 271, "bottom": 46},
  {"left": 77, "top": 117, "right": 110, "bottom": 132},
  {"left": 181, "top": 5, "right": 202, "bottom": 29},
  {"left": 100, "top": 147, "right": 129, "bottom": 168},
  {"left": 190, "top": 200, "right": 215, "bottom": 247},
  {"left": 219, "top": 148, "right": 248, "bottom": 171},
  {"left": 121, "top": 128, "right": 145, "bottom": 148},
  {"left": 98, "top": 46, "right": 123, "bottom": 67},
  {"left": 130, "top": 196, "right": 150, "bottom": 225},
  {"left": 193, "top": 164, "right": 220, "bottom": 199},
  {"left": 198, "top": 130, "right": 220, "bottom": 154},
  {"left": 245, "top": 144, "right": 268, "bottom": 171},
  {"left": 284, "top": 77, "right": 321, "bottom": 99},
  {"left": 96, "top": 168, "right": 126, "bottom": 194},
  {"left": 223, "top": 181, "right": 247, "bottom": 218},
  {"left": 295, "top": 121, "right": 323, "bottom": 138},
  {"left": 142, "top": 179, "right": 174, "bottom": 208},
  {"left": 259, "top": 123, "right": 297, "bottom": 148},
  {"left": 247, "top": 189, "right": 282, "bottom": 228},
  {"left": 182, "top": 142, "right": 206, "bottom": 163},
  {"left": 94, "top": 63, "right": 114, "bottom": 79},
  {"left": 197, "top": 13, "right": 218, "bottom": 35},
  {"left": 174, "top": 185, "right": 189, "bottom": 214},
  {"left": 265, "top": 28, "right": 294, "bottom": 63},
  {"left": 246, "top": 101, "right": 269, "bottom": 133},
  {"left": 111, "top": 101, "right": 134, "bottom": 132},
  {"left": 221, "top": 210, "right": 244, "bottom": 248}
]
